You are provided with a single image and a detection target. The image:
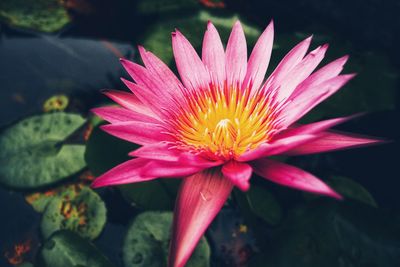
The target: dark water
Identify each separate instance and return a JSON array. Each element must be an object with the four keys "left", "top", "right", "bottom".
[{"left": 0, "top": 1, "right": 399, "bottom": 267}]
